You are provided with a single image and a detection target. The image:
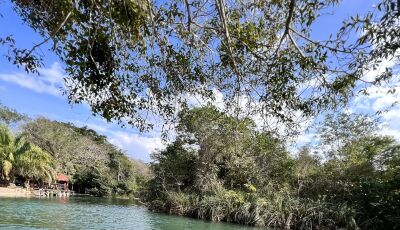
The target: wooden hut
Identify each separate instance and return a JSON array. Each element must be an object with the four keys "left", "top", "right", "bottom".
[{"left": 56, "top": 174, "right": 69, "bottom": 191}]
